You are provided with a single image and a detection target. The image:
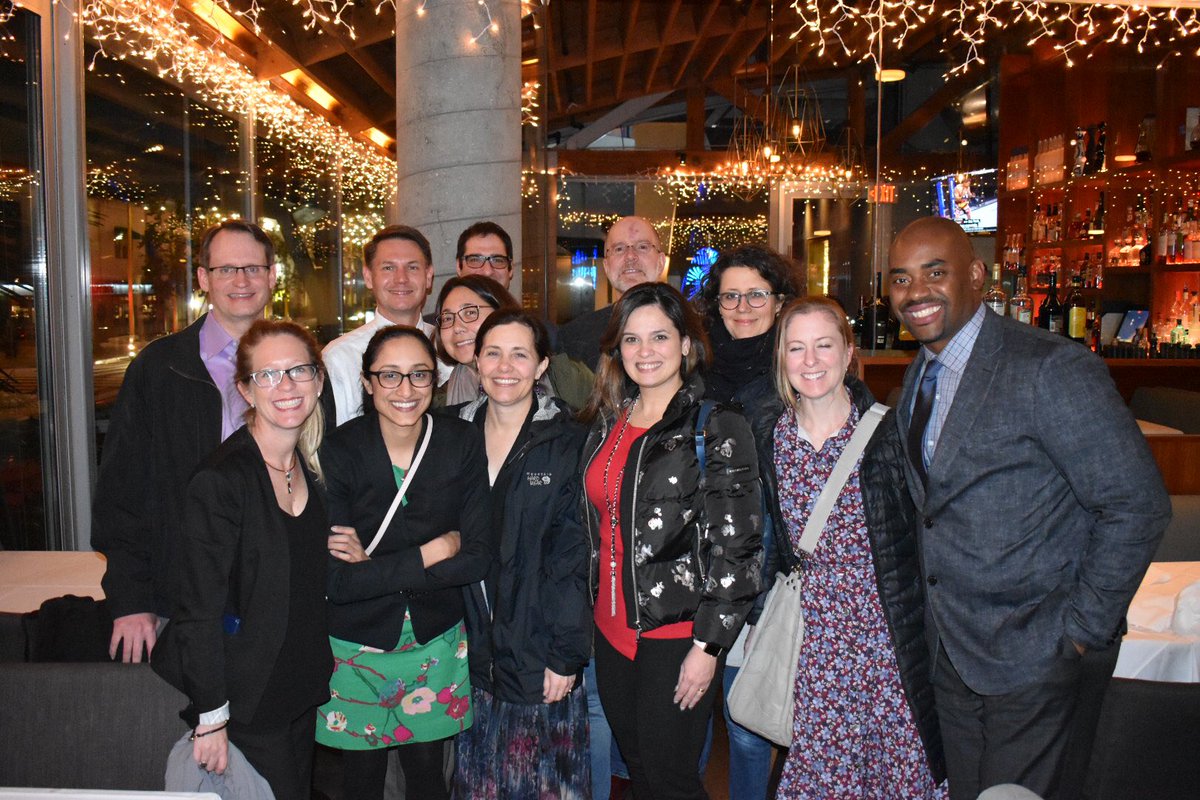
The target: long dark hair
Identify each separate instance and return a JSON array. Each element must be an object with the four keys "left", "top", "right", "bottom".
[
  {"left": 579, "top": 282, "right": 709, "bottom": 424},
  {"left": 359, "top": 325, "right": 437, "bottom": 415},
  {"left": 433, "top": 275, "right": 519, "bottom": 365},
  {"left": 235, "top": 319, "right": 325, "bottom": 481}
]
